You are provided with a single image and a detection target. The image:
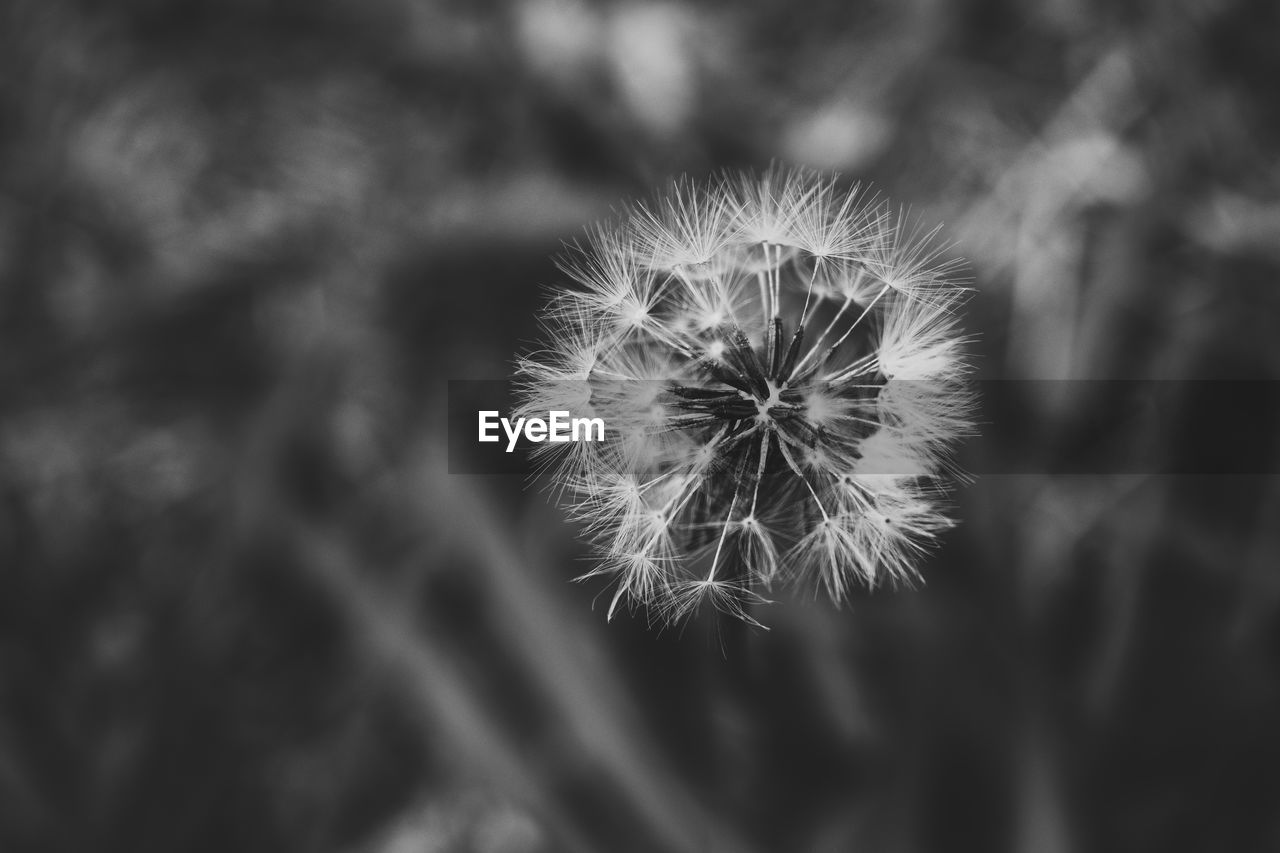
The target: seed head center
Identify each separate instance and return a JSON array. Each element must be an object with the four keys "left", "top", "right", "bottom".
[{"left": 755, "top": 381, "right": 784, "bottom": 420}]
